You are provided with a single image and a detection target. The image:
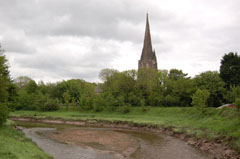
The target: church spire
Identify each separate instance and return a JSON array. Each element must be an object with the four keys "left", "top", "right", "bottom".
[
  {"left": 143, "top": 13, "right": 152, "bottom": 53},
  {"left": 138, "top": 13, "right": 158, "bottom": 70}
]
